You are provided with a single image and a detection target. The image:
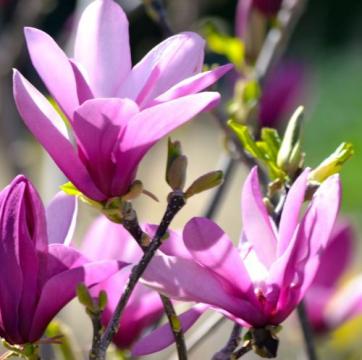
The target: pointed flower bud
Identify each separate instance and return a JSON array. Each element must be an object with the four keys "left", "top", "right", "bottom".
[
  {"left": 309, "top": 142, "right": 354, "bottom": 183},
  {"left": 276, "top": 106, "right": 304, "bottom": 176},
  {"left": 184, "top": 171, "right": 223, "bottom": 199}
]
